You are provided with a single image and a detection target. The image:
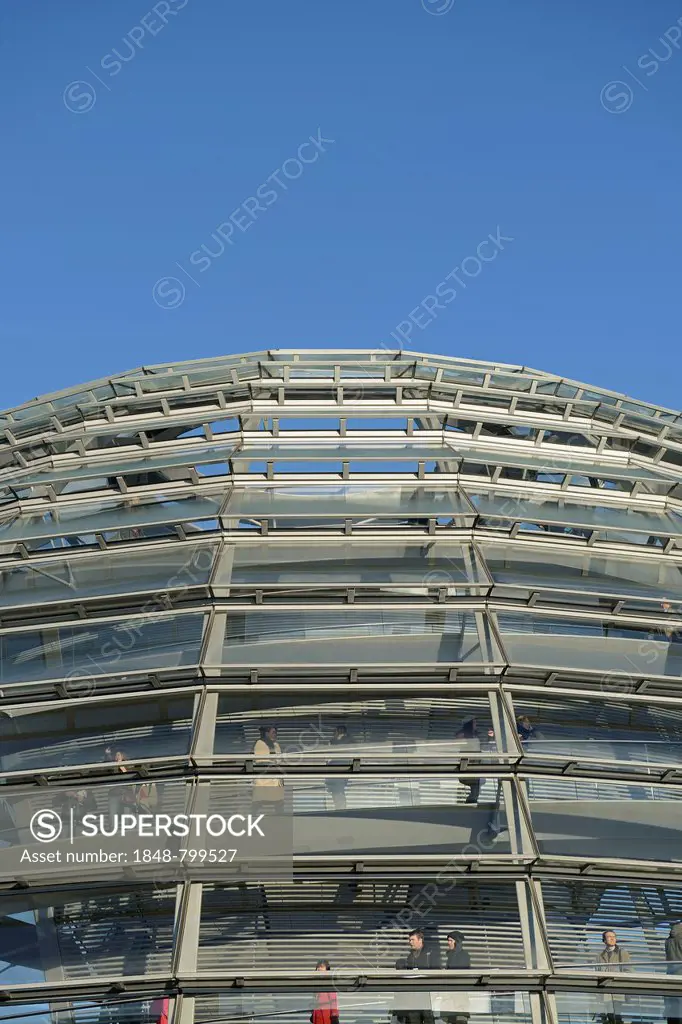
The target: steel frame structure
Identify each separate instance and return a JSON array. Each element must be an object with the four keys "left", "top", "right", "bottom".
[{"left": 1, "top": 350, "right": 682, "bottom": 1024}]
